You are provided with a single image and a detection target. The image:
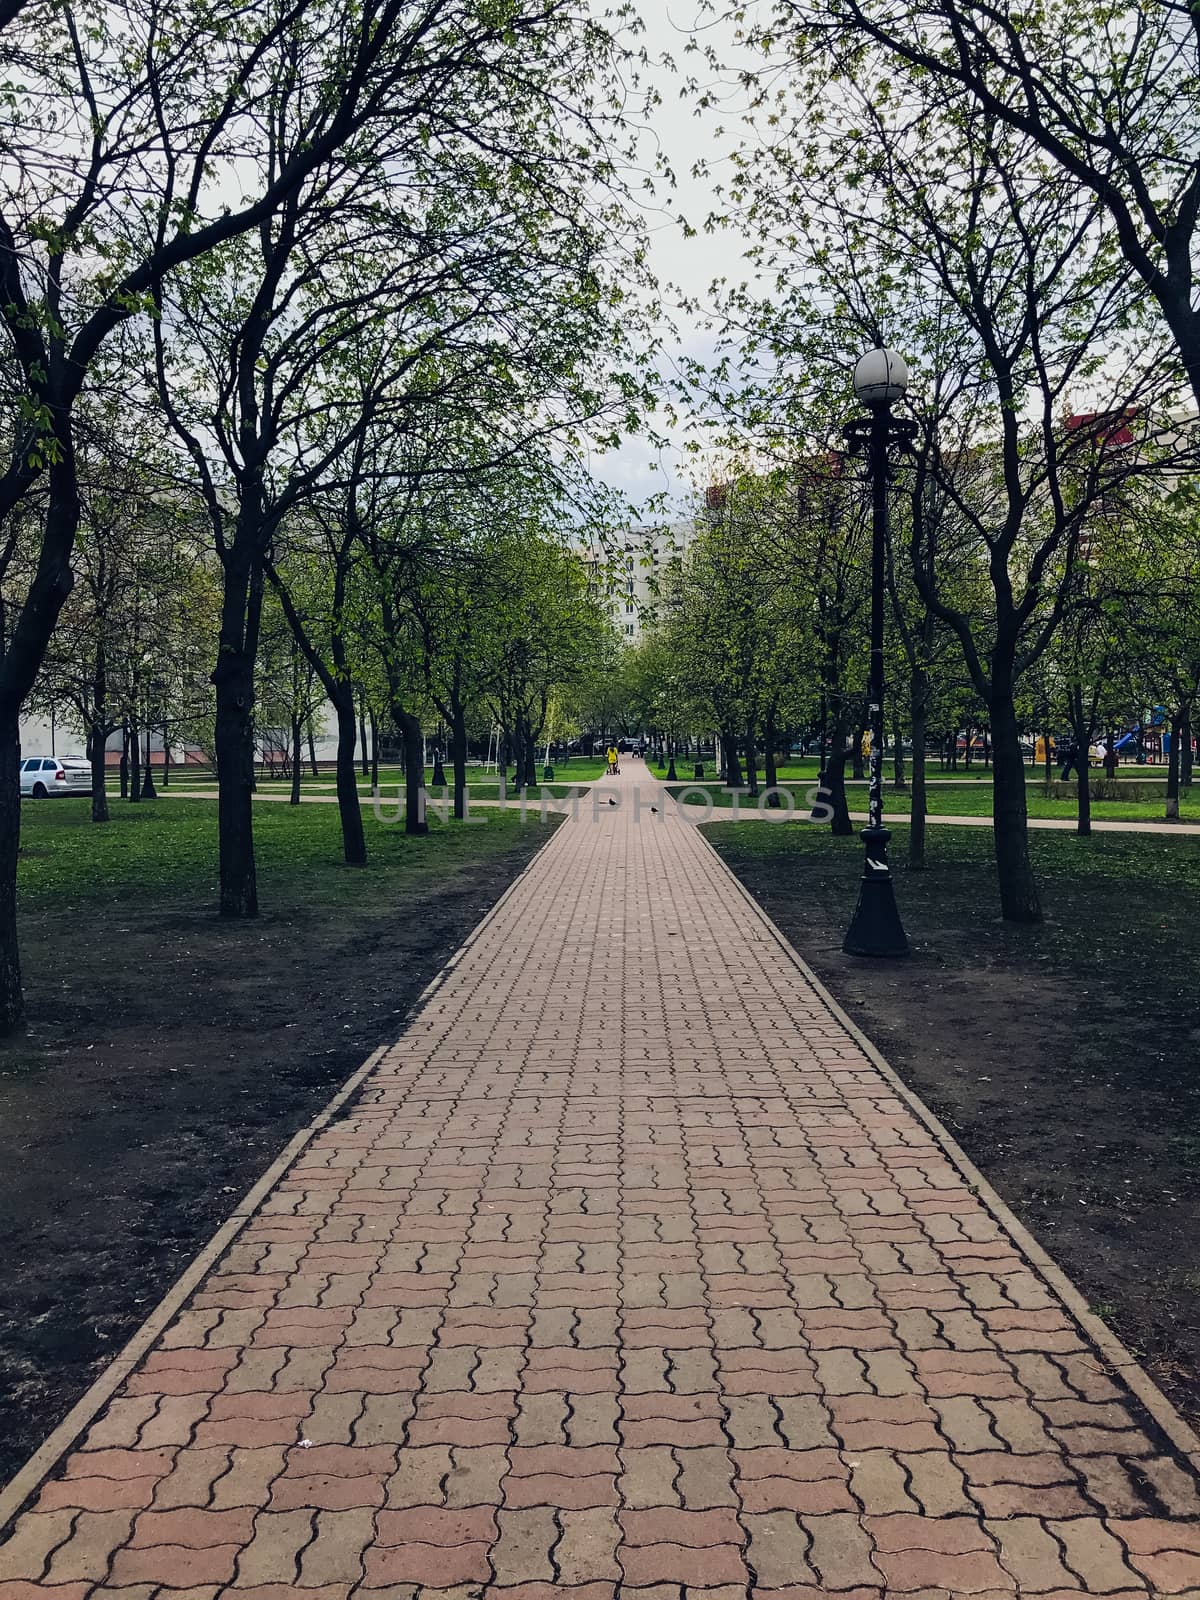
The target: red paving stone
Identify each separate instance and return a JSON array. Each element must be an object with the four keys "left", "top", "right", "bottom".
[{"left": 2, "top": 770, "right": 1200, "bottom": 1595}]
